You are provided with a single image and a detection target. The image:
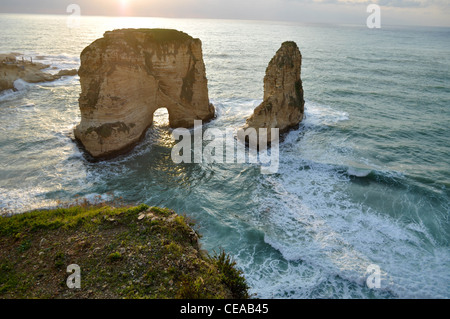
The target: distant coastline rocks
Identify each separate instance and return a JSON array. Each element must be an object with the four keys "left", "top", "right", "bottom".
[
  {"left": 74, "top": 29, "right": 215, "bottom": 159},
  {"left": 0, "top": 53, "right": 77, "bottom": 92},
  {"left": 245, "top": 41, "right": 304, "bottom": 144}
]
